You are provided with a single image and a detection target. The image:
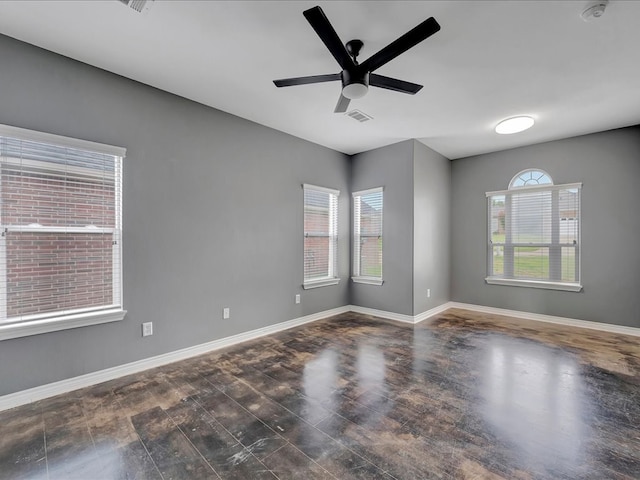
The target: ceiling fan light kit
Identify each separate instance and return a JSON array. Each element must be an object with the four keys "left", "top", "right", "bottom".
[
  {"left": 341, "top": 70, "right": 369, "bottom": 100},
  {"left": 273, "top": 5, "right": 440, "bottom": 113}
]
